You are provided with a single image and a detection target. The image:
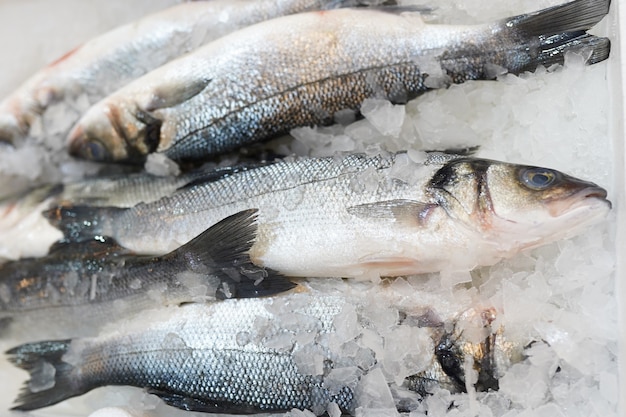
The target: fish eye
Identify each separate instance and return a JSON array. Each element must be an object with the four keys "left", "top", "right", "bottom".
[
  {"left": 520, "top": 168, "right": 557, "bottom": 190},
  {"left": 82, "top": 140, "right": 110, "bottom": 161}
]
